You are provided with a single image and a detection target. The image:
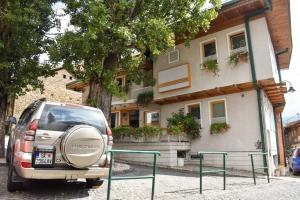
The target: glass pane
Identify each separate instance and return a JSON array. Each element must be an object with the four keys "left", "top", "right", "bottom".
[
  {"left": 129, "top": 110, "right": 139, "bottom": 128},
  {"left": 188, "top": 105, "right": 200, "bottom": 119},
  {"left": 116, "top": 78, "right": 123, "bottom": 86},
  {"left": 38, "top": 105, "right": 106, "bottom": 132},
  {"left": 203, "top": 42, "right": 216, "bottom": 57},
  {"left": 212, "top": 102, "right": 225, "bottom": 118},
  {"left": 111, "top": 113, "right": 116, "bottom": 128},
  {"left": 151, "top": 112, "right": 160, "bottom": 123},
  {"left": 231, "top": 33, "right": 246, "bottom": 50}
]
